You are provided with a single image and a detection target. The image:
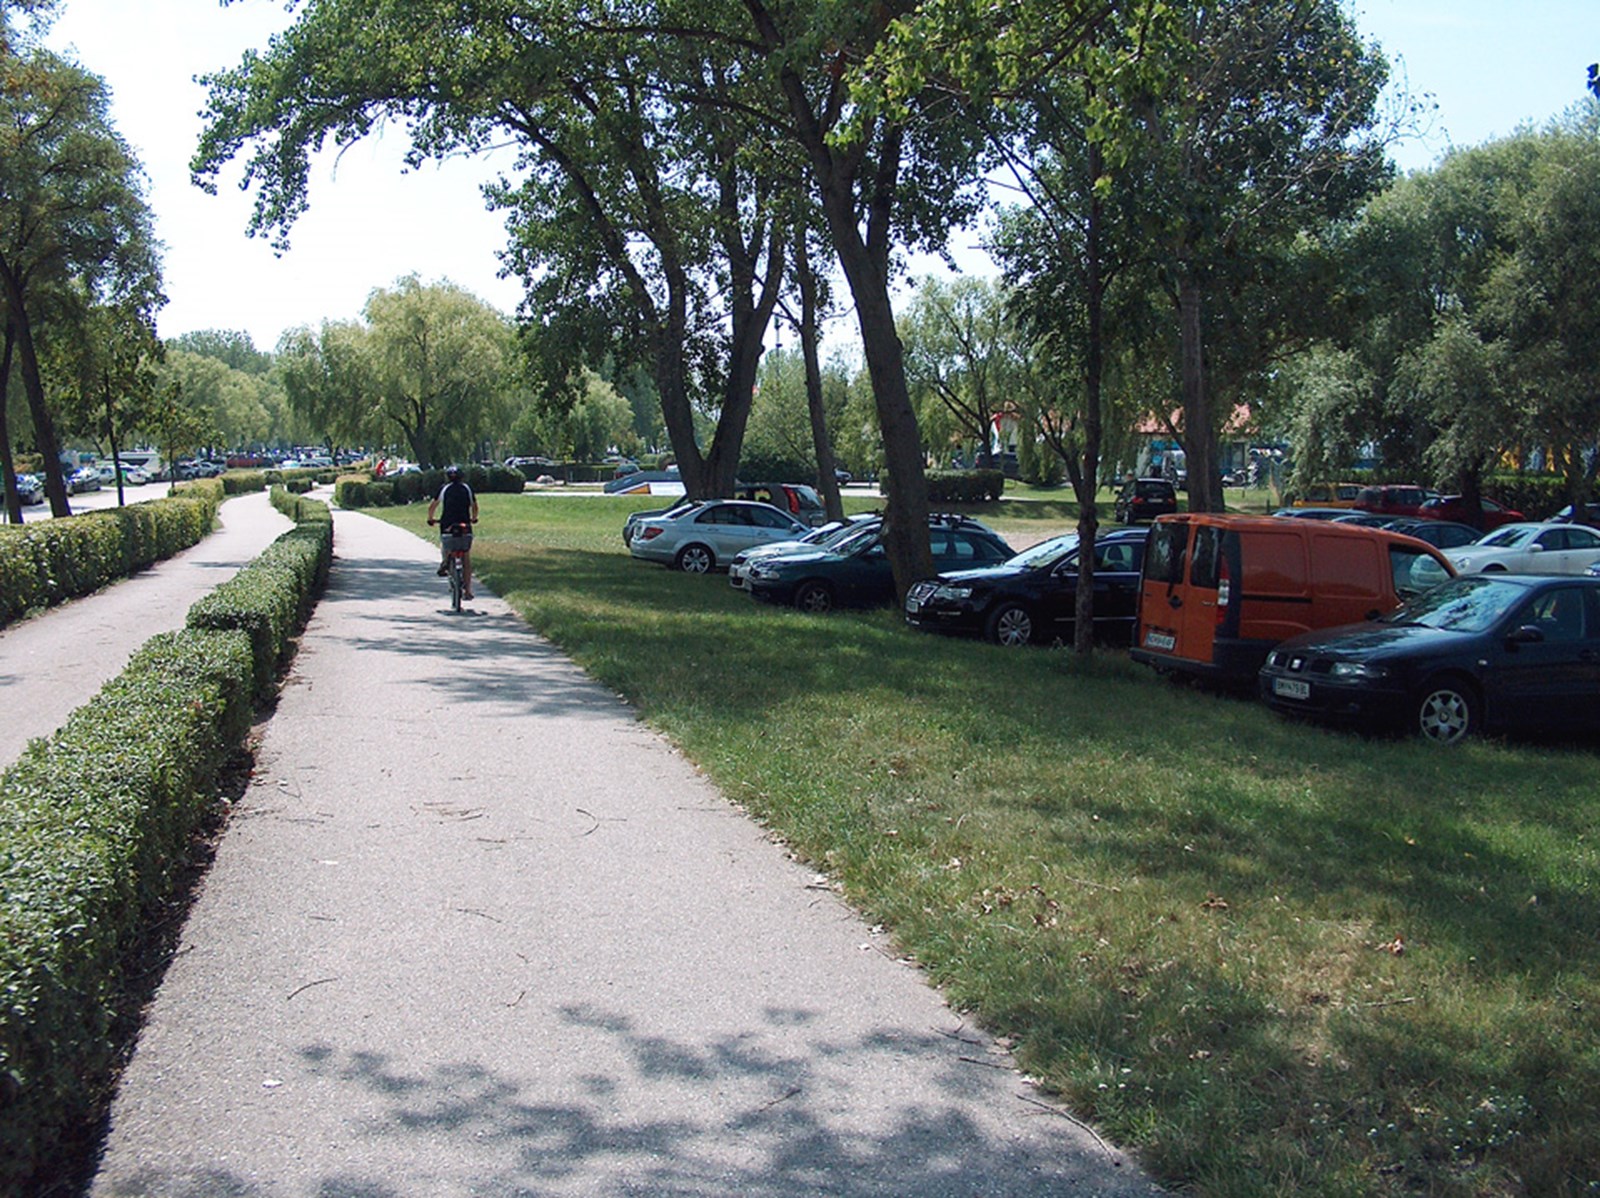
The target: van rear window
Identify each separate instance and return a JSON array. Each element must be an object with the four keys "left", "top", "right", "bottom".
[
  {"left": 1144, "top": 522, "right": 1188, "bottom": 585},
  {"left": 1189, "top": 526, "right": 1224, "bottom": 588}
]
